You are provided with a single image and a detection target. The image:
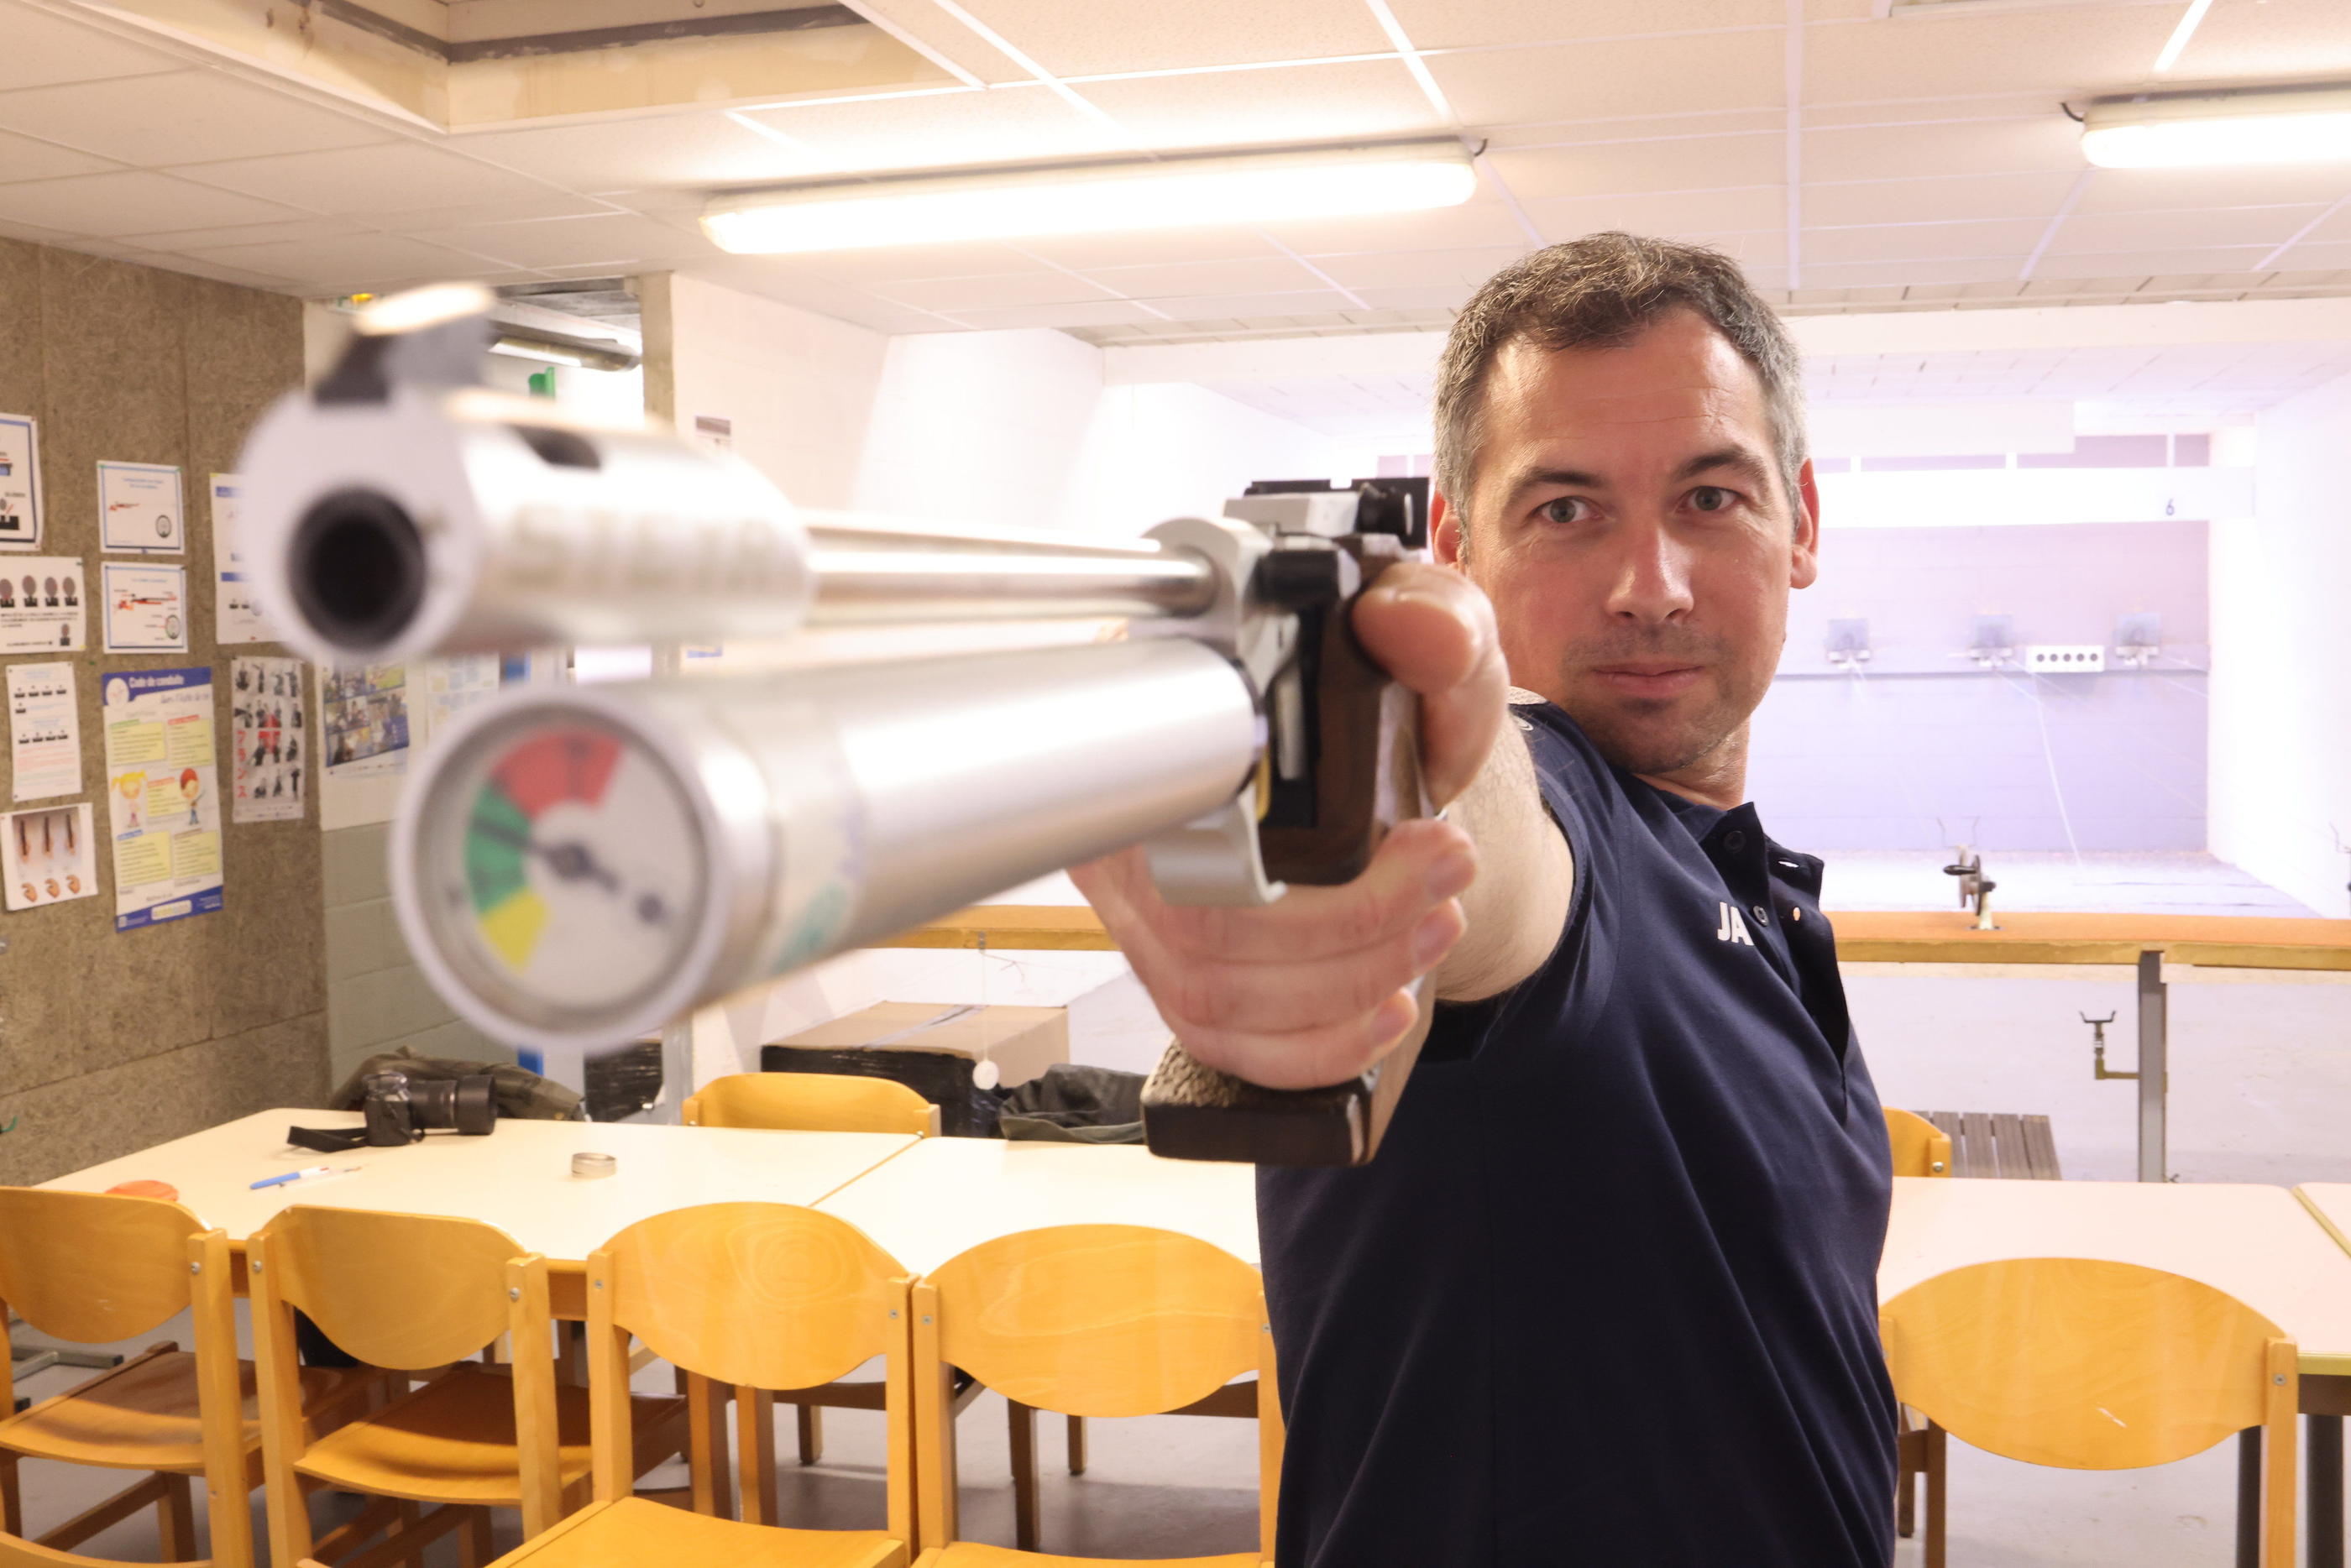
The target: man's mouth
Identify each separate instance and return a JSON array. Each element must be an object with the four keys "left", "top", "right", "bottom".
[{"left": 1589, "top": 662, "right": 1705, "bottom": 700}]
